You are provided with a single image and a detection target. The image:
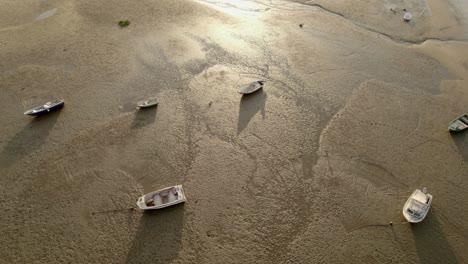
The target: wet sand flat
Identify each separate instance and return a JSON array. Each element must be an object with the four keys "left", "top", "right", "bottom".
[{"left": 1, "top": 0, "right": 468, "bottom": 263}]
